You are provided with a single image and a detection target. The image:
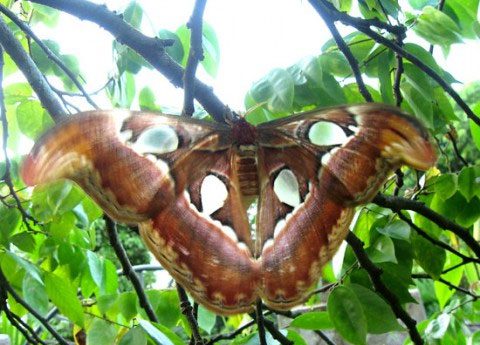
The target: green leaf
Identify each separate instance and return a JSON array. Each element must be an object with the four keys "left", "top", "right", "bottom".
[
  {"left": 119, "top": 327, "right": 147, "bottom": 345},
  {"left": 87, "top": 250, "right": 104, "bottom": 288},
  {"left": 47, "top": 212, "right": 76, "bottom": 241},
  {"left": 10, "top": 232, "right": 36, "bottom": 252},
  {"left": 290, "top": 311, "right": 333, "bottom": 330},
  {"left": 403, "top": 43, "right": 443, "bottom": 75},
  {"left": 201, "top": 22, "right": 221, "bottom": 78},
  {"left": 401, "top": 80, "right": 434, "bottom": 129},
  {"left": 403, "top": 63, "right": 433, "bottom": 99},
  {"left": 16, "top": 100, "right": 53, "bottom": 139},
  {"left": 434, "top": 173, "right": 458, "bottom": 200},
  {"left": 328, "top": 286, "right": 367, "bottom": 345},
  {"left": 377, "top": 220, "right": 411, "bottom": 241},
  {"left": 86, "top": 318, "right": 117, "bottom": 345},
  {"left": 158, "top": 29, "right": 184, "bottom": 64},
  {"left": 0, "top": 206, "right": 21, "bottom": 245},
  {"left": 470, "top": 119, "right": 480, "bottom": 151},
  {"left": 368, "top": 235, "right": 397, "bottom": 264},
  {"left": 286, "top": 330, "right": 307, "bottom": 345},
  {"left": 118, "top": 292, "right": 138, "bottom": 321},
  {"left": 318, "top": 51, "right": 350, "bottom": 78},
  {"left": 414, "top": 6, "right": 463, "bottom": 53},
  {"left": 138, "top": 320, "right": 175, "bottom": 345},
  {"left": 458, "top": 166, "right": 480, "bottom": 202},
  {"left": 198, "top": 305, "right": 216, "bottom": 334},
  {"left": 434, "top": 253, "right": 464, "bottom": 308},
  {"left": 123, "top": 1, "right": 143, "bottom": 28},
  {"left": 250, "top": 68, "right": 294, "bottom": 113},
  {"left": 349, "top": 284, "right": 403, "bottom": 334},
  {"left": 102, "top": 259, "right": 118, "bottom": 295},
  {"left": 411, "top": 231, "right": 446, "bottom": 279},
  {"left": 424, "top": 313, "right": 451, "bottom": 339},
  {"left": 5, "top": 251, "right": 43, "bottom": 284},
  {"left": 146, "top": 290, "right": 180, "bottom": 328},
  {"left": 408, "top": 0, "right": 437, "bottom": 10},
  {"left": 45, "top": 272, "right": 84, "bottom": 326},
  {"left": 377, "top": 51, "right": 394, "bottom": 104},
  {"left": 4, "top": 82, "right": 32, "bottom": 104},
  {"left": 22, "top": 273, "right": 49, "bottom": 316},
  {"left": 176, "top": 22, "right": 220, "bottom": 77},
  {"left": 443, "top": 0, "right": 480, "bottom": 39},
  {"left": 139, "top": 86, "right": 161, "bottom": 112}
]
